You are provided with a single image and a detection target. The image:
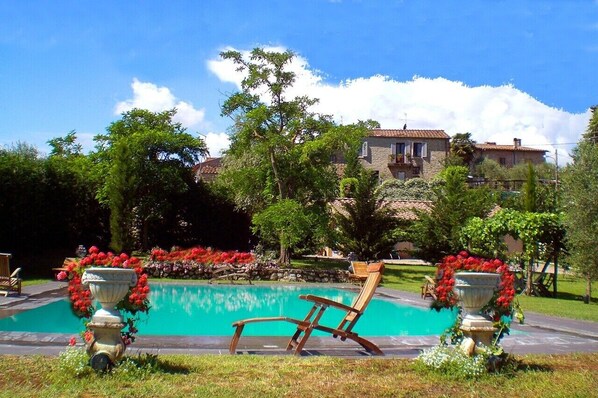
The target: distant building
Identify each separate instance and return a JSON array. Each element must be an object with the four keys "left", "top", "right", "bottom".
[
  {"left": 192, "top": 157, "right": 222, "bottom": 182},
  {"left": 473, "top": 138, "right": 546, "bottom": 168},
  {"left": 357, "top": 129, "right": 450, "bottom": 181}
]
